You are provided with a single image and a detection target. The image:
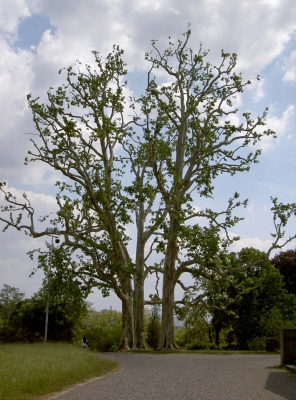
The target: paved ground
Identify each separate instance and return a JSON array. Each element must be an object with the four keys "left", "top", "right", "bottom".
[{"left": 47, "top": 353, "right": 296, "bottom": 400}]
